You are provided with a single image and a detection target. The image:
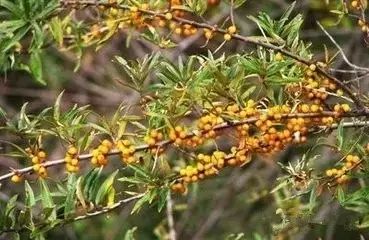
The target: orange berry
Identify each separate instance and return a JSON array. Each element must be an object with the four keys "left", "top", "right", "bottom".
[
  {"left": 68, "top": 146, "right": 78, "bottom": 155},
  {"left": 351, "top": 1, "right": 358, "bottom": 8},
  {"left": 102, "top": 139, "right": 113, "bottom": 148},
  {"left": 32, "top": 156, "right": 39, "bottom": 164},
  {"left": 37, "top": 151, "right": 46, "bottom": 159},
  {"left": 165, "top": 13, "right": 173, "bottom": 20},
  {"left": 224, "top": 33, "right": 231, "bottom": 41},
  {"left": 71, "top": 158, "right": 79, "bottom": 166},
  {"left": 11, "top": 174, "right": 22, "bottom": 183},
  {"left": 130, "top": 6, "right": 138, "bottom": 12},
  {"left": 227, "top": 25, "right": 237, "bottom": 34},
  {"left": 309, "top": 64, "right": 316, "bottom": 71},
  {"left": 275, "top": 52, "right": 283, "bottom": 61}
]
